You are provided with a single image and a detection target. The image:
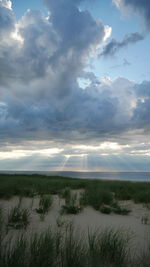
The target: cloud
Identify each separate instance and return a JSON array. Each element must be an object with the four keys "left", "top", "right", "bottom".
[
  {"left": 0, "top": 0, "right": 12, "bottom": 9},
  {"left": 1, "top": 142, "right": 150, "bottom": 171},
  {"left": 100, "top": 32, "right": 144, "bottom": 57},
  {"left": 0, "top": 0, "right": 112, "bottom": 145},
  {"left": 0, "top": 0, "right": 14, "bottom": 38},
  {"left": 0, "top": 0, "right": 150, "bottom": 159},
  {"left": 132, "top": 81, "right": 150, "bottom": 131},
  {"left": 113, "top": 0, "right": 150, "bottom": 29}
]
